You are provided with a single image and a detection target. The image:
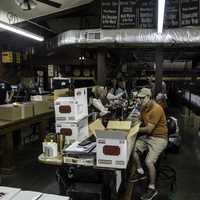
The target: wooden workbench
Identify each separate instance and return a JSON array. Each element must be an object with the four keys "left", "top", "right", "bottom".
[{"left": 0, "top": 112, "right": 54, "bottom": 174}]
